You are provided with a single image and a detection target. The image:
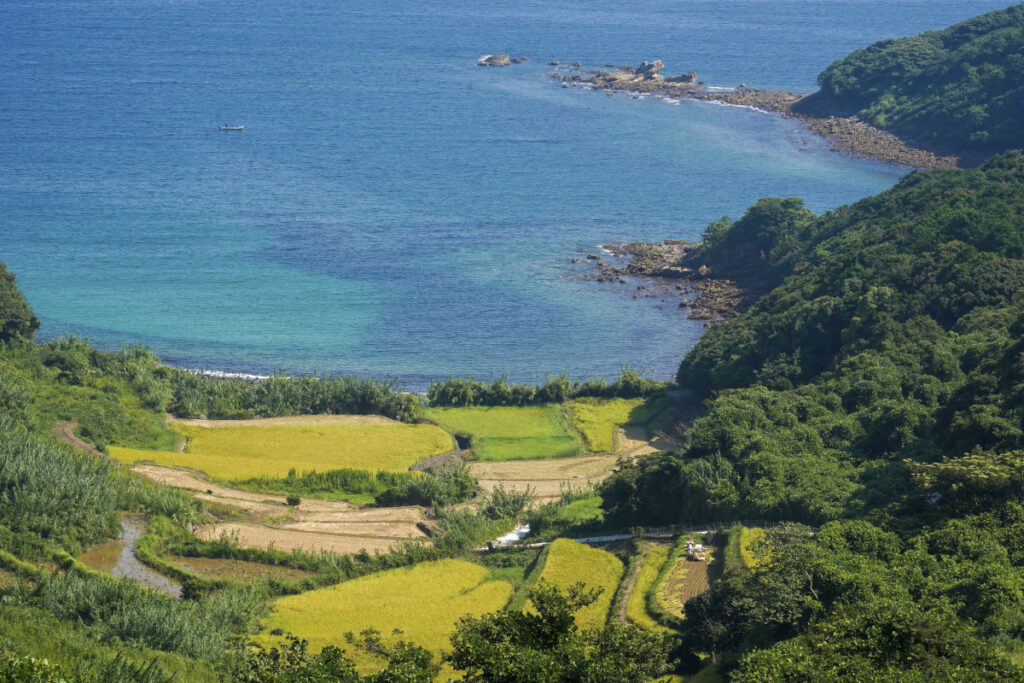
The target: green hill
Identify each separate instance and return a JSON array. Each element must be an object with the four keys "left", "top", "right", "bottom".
[
  {"left": 599, "top": 152, "right": 1024, "bottom": 676},
  {"left": 795, "top": 4, "right": 1024, "bottom": 157}
]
